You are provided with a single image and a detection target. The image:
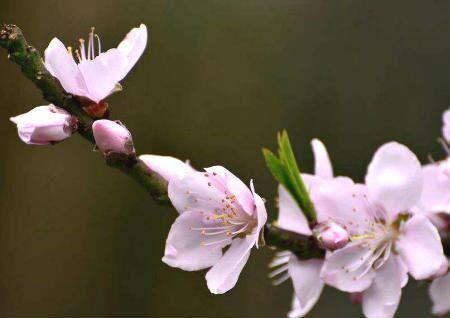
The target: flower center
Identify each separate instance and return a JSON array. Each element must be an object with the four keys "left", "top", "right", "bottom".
[{"left": 68, "top": 27, "right": 102, "bottom": 63}]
